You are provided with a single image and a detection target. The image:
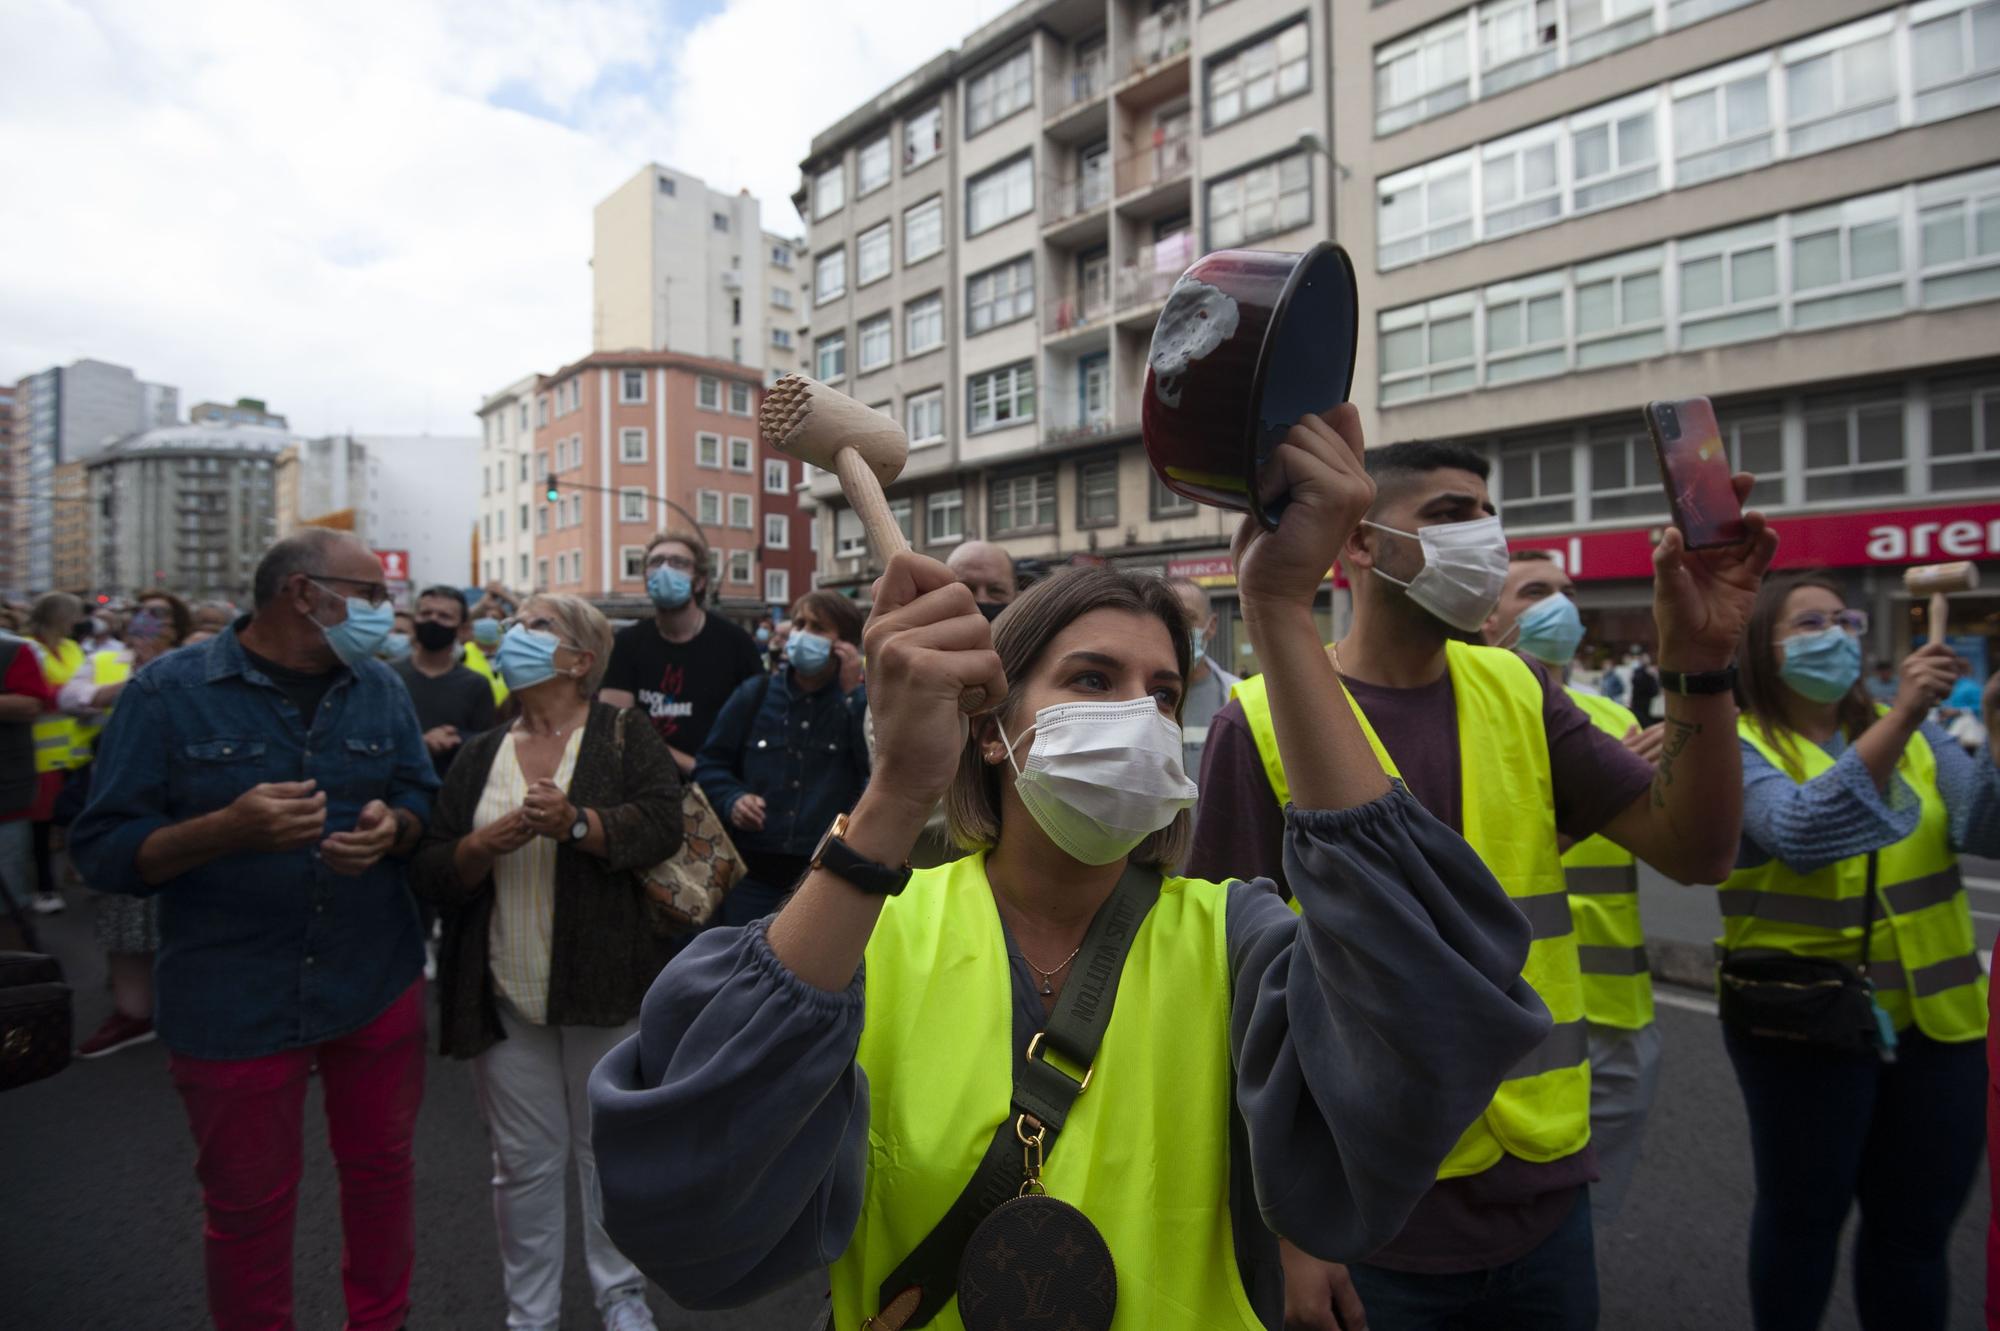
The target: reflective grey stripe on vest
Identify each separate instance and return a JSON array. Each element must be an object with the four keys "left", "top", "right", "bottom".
[
  {"left": 1577, "top": 944, "right": 1649, "bottom": 977},
  {"left": 32, "top": 733, "right": 66, "bottom": 751},
  {"left": 1507, "top": 1018, "right": 1589, "bottom": 1080},
  {"left": 1867, "top": 952, "right": 1985, "bottom": 998},
  {"left": 1720, "top": 868, "right": 1967, "bottom": 933},
  {"left": 1883, "top": 868, "right": 1965, "bottom": 917},
  {"left": 1564, "top": 864, "right": 1637, "bottom": 895},
  {"left": 1515, "top": 892, "right": 1576, "bottom": 940}
]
